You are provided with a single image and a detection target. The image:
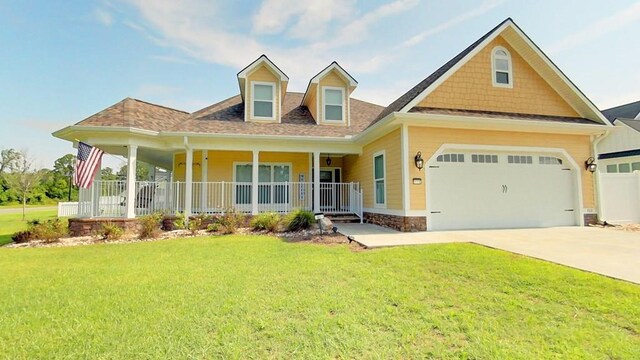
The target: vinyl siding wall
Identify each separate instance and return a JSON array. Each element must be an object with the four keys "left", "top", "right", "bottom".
[
  {"left": 407, "top": 126, "right": 595, "bottom": 210},
  {"left": 343, "top": 128, "right": 402, "bottom": 210}
]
